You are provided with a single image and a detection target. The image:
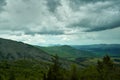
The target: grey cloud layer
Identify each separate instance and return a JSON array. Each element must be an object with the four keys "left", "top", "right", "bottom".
[
  {"left": 67, "top": 0, "right": 120, "bottom": 32},
  {"left": 47, "top": 0, "right": 61, "bottom": 12},
  {"left": 0, "top": 0, "right": 120, "bottom": 35},
  {"left": 0, "top": 0, "right": 6, "bottom": 12}
]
